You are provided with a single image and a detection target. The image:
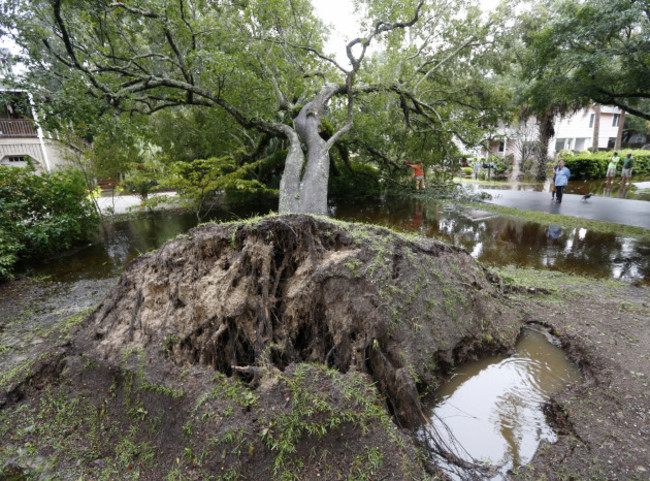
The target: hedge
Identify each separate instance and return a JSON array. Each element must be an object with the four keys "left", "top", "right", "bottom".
[{"left": 559, "top": 150, "right": 650, "bottom": 180}]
